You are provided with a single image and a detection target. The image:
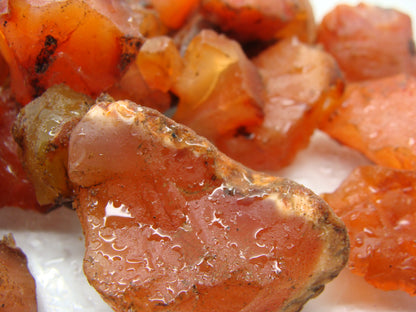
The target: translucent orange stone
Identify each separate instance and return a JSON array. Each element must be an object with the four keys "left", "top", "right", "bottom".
[
  {"left": 320, "top": 74, "right": 416, "bottom": 170},
  {"left": 172, "top": 29, "right": 264, "bottom": 143},
  {"left": 0, "top": 0, "right": 144, "bottom": 104},
  {"left": 201, "top": 0, "right": 316, "bottom": 43},
  {"left": 217, "top": 37, "right": 343, "bottom": 171},
  {"left": 150, "top": 0, "right": 199, "bottom": 30},
  {"left": 317, "top": 3, "right": 416, "bottom": 82},
  {"left": 322, "top": 165, "right": 416, "bottom": 295},
  {"left": 68, "top": 100, "right": 348, "bottom": 311}
]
